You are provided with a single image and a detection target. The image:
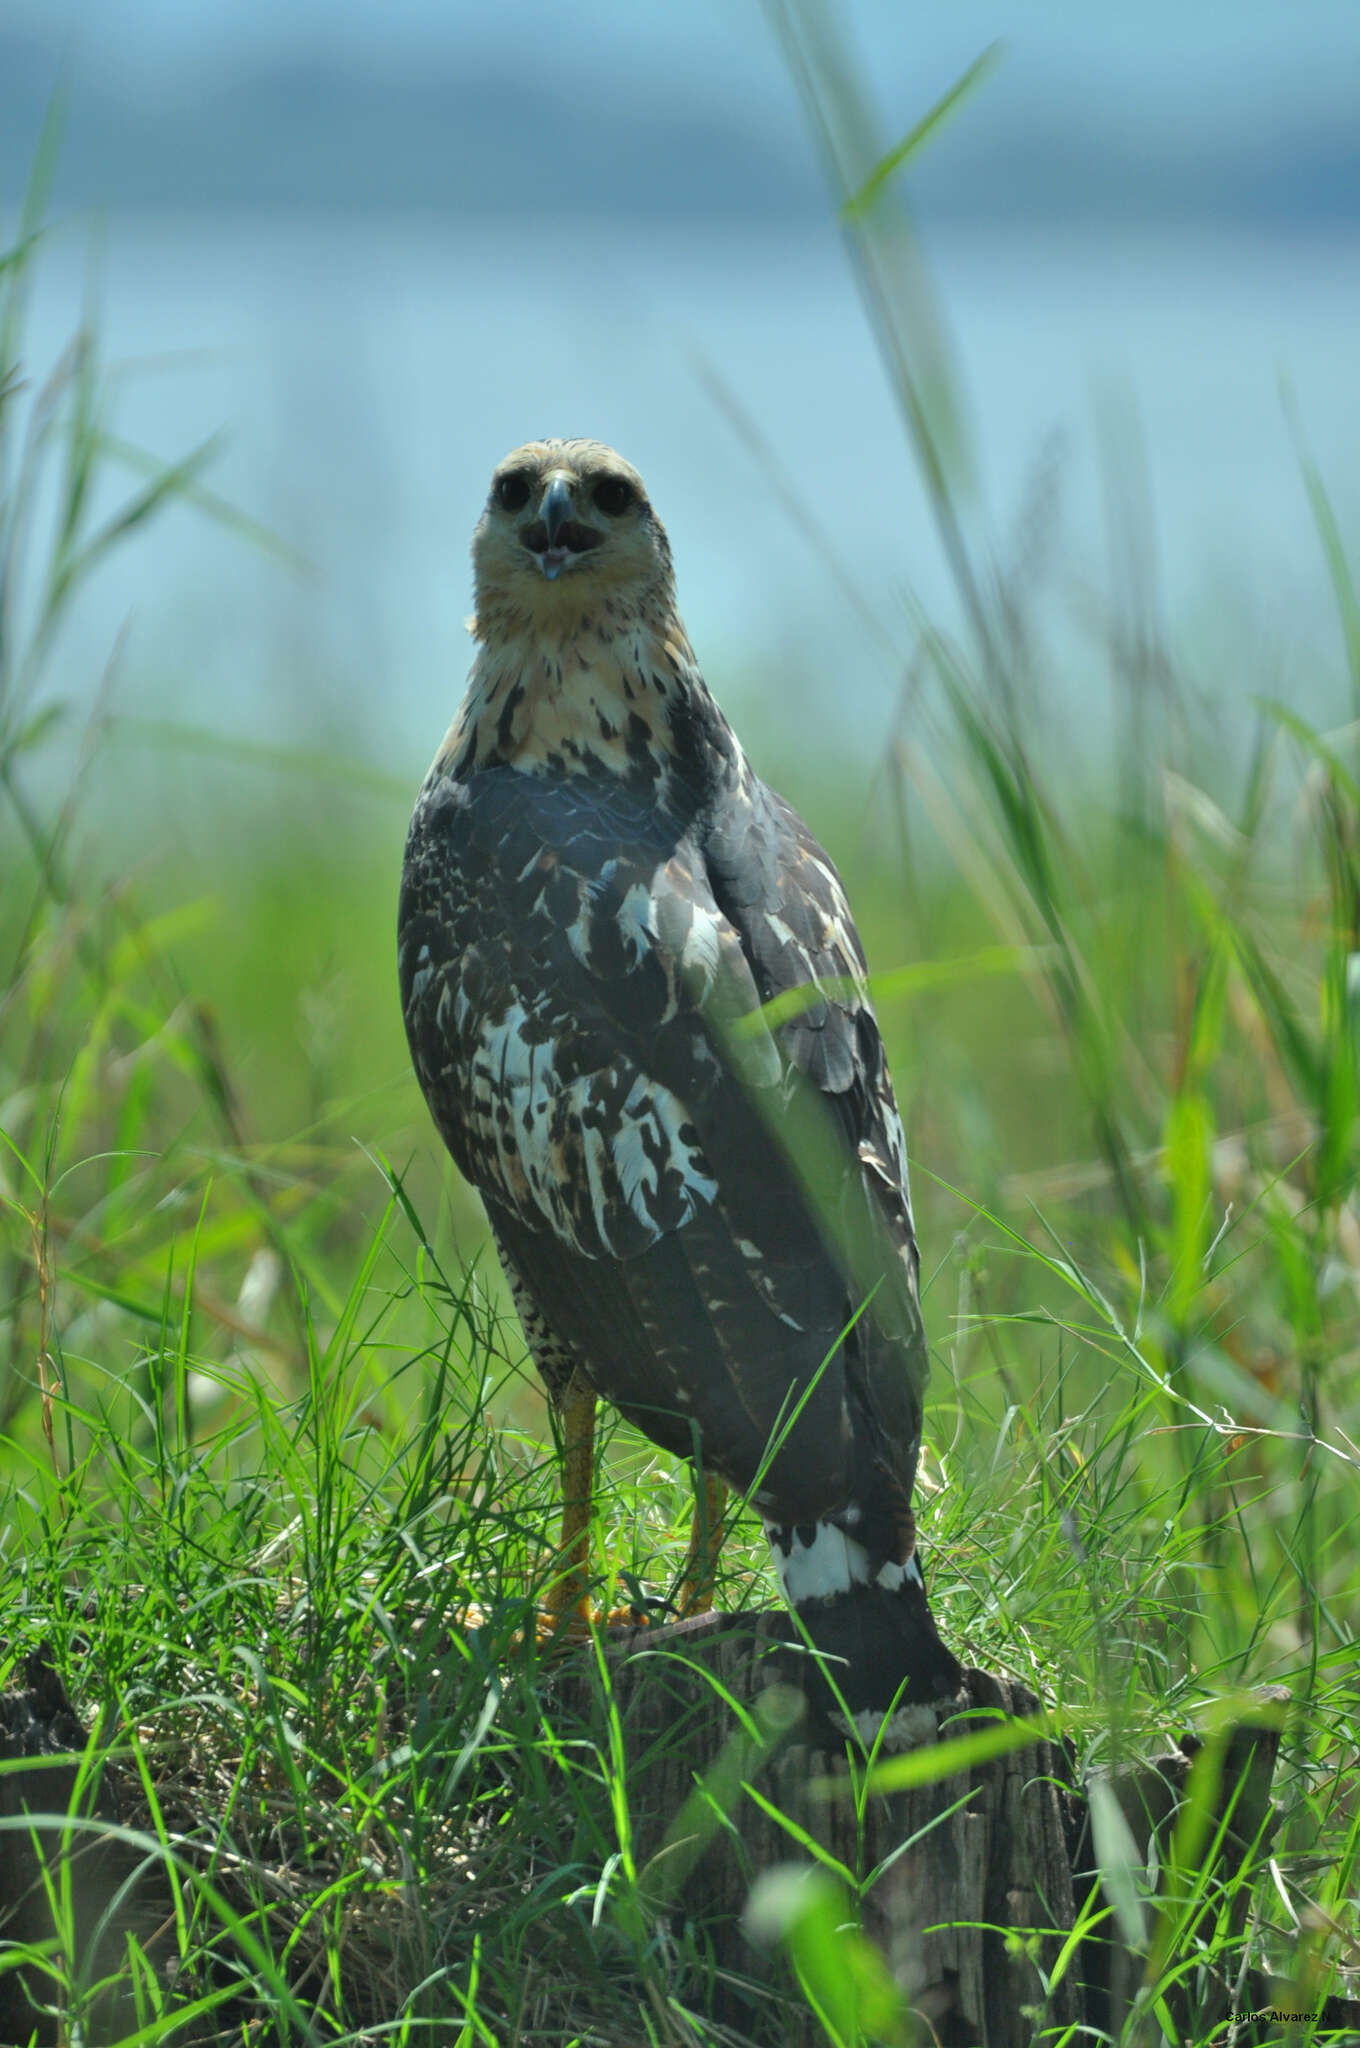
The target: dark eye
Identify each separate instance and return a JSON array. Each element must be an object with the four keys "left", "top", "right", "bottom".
[
  {"left": 592, "top": 477, "right": 635, "bottom": 517},
  {"left": 496, "top": 471, "right": 532, "bottom": 513}
]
